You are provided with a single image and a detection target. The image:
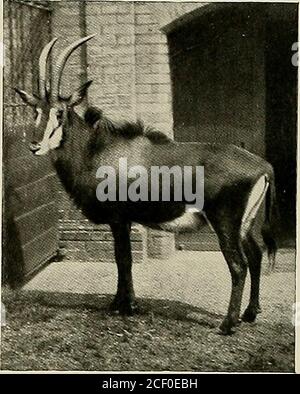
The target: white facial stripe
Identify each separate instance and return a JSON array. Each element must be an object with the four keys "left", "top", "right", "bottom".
[
  {"left": 36, "top": 108, "right": 63, "bottom": 155},
  {"left": 35, "top": 108, "right": 42, "bottom": 127},
  {"left": 240, "top": 175, "right": 269, "bottom": 239},
  {"left": 49, "top": 125, "right": 63, "bottom": 149}
]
